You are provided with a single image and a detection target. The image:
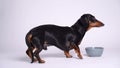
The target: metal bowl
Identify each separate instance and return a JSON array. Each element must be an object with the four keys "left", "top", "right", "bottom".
[{"left": 85, "top": 47, "right": 104, "bottom": 57}]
